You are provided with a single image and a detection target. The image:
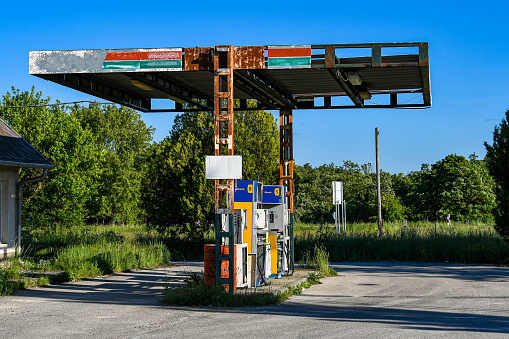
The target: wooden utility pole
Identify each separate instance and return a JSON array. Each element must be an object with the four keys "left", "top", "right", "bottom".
[{"left": 376, "top": 128, "right": 383, "bottom": 236}]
